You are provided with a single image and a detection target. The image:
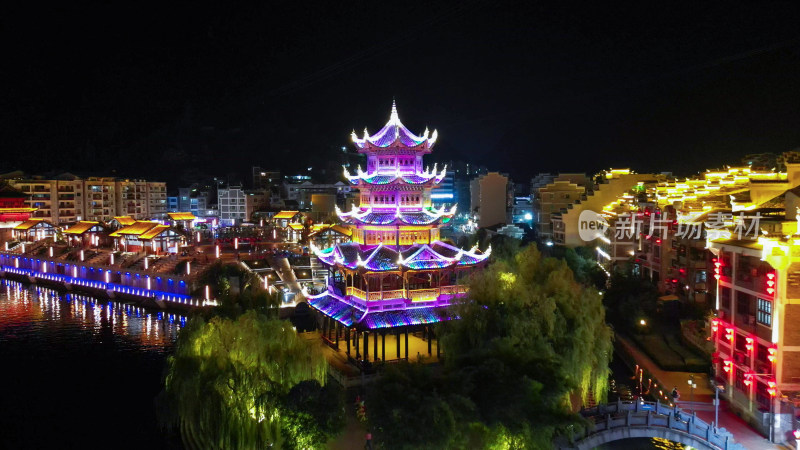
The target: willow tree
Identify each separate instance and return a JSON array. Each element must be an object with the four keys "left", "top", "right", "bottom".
[
  {"left": 162, "top": 310, "right": 330, "bottom": 449},
  {"left": 438, "top": 245, "right": 613, "bottom": 446}
]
